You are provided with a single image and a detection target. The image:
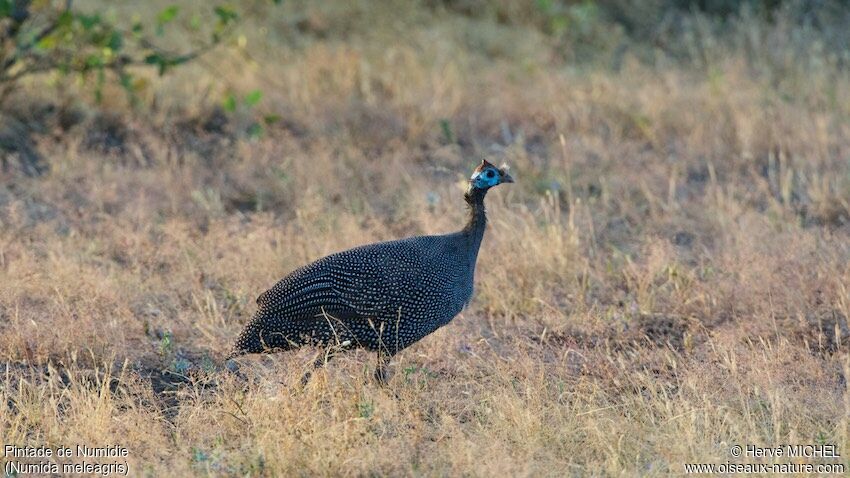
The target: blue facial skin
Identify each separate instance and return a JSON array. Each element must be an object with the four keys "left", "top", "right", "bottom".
[{"left": 471, "top": 167, "right": 501, "bottom": 189}]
